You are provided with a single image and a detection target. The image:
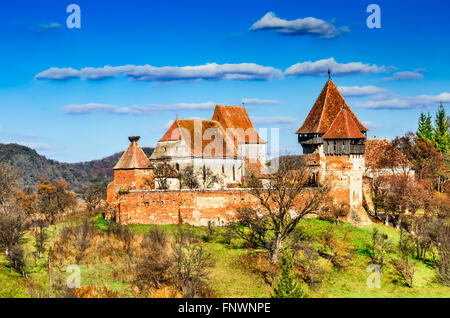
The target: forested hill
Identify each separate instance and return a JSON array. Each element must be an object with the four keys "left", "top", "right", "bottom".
[{"left": 0, "top": 143, "right": 154, "bottom": 192}]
